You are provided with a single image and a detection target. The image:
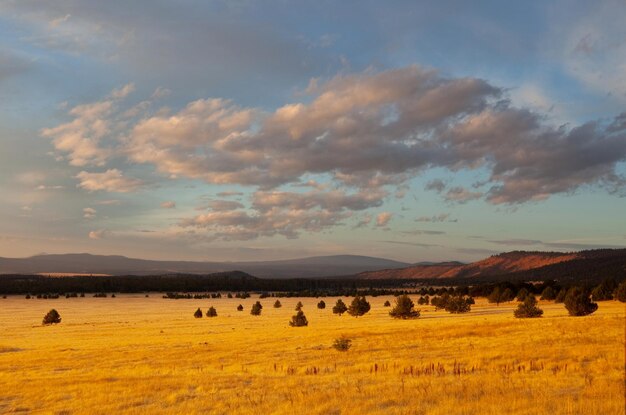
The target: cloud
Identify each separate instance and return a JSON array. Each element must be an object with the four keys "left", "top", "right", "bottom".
[
  {"left": 45, "top": 66, "right": 626, "bottom": 207},
  {"left": 376, "top": 212, "right": 392, "bottom": 227},
  {"left": 160, "top": 201, "right": 176, "bottom": 209},
  {"left": 75, "top": 169, "right": 143, "bottom": 193},
  {"left": 425, "top": 179, "right": 446, "bottom": 192},
  {"left": 444, "top": 187, "right": 482, "bottom": 204},
  {"left": 416, "top": 213, "right": 454, "bottom": 223},
  {"left": 88, "top": 229, "right": 107, "bottom": 239},
  {"left": 95, "top": 199, "right": 121, "bottom": 205},
  {"left": 380, "top": 240, "right": 438, "bottom": 248},
  {"left": 205, "top": 200, "right": 245, "bottom": 211},
  {"left": 402, "top": 230, "right": 446, "bottom": 235},
  {"left": 216, "top": 191, "right": 244, "bottom": 197},
  {"left": 83, "top": 207, "right": 96, "bottom": 219}
]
